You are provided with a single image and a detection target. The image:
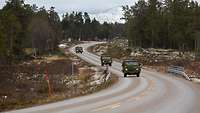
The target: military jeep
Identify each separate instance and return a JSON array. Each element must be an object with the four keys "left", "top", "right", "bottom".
[
  {"left": 75, "top": 46, "right": 83, "bottom": 53},
  {"left": 122, "top": 59, "right": 142, "bottom": 77},
  {"left": 100, "top": 55, "right": 112, "bottom": 66}
]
